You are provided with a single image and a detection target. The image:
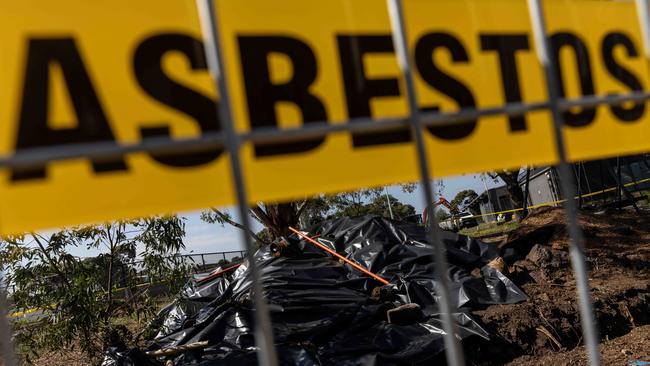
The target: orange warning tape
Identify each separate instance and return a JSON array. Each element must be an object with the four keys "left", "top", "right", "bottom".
[
  {"left": 196, "top": 262, "right": 242, "bottom": 284},
  {"left": 289, "top": 226, "right": 390, "bottom": 285}
]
